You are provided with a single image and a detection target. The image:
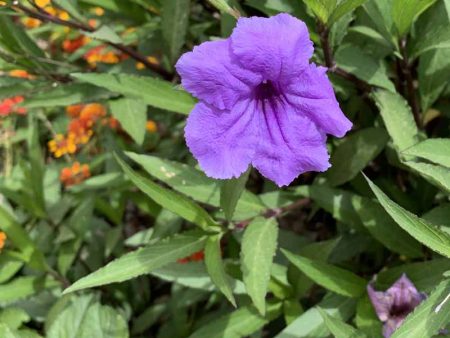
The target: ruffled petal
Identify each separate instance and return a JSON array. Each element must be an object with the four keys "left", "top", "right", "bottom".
[
  {"left": 367, "top": 284, "right": 393, "bottom": 322},
  {"left": 252, "top": 98, "right": 330, "bottom": 187},
  {"left": 176, "top": 39, "right": 261, "bottom": 110},
  {"left": 185, "top": 100, "right": 258, "bottom": 179},
  {"left": 231, "top": 13, "right": 313, "bottom": 82},
  {"left": 284, "top": 63, "right": 352, "bottom": 137}
]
